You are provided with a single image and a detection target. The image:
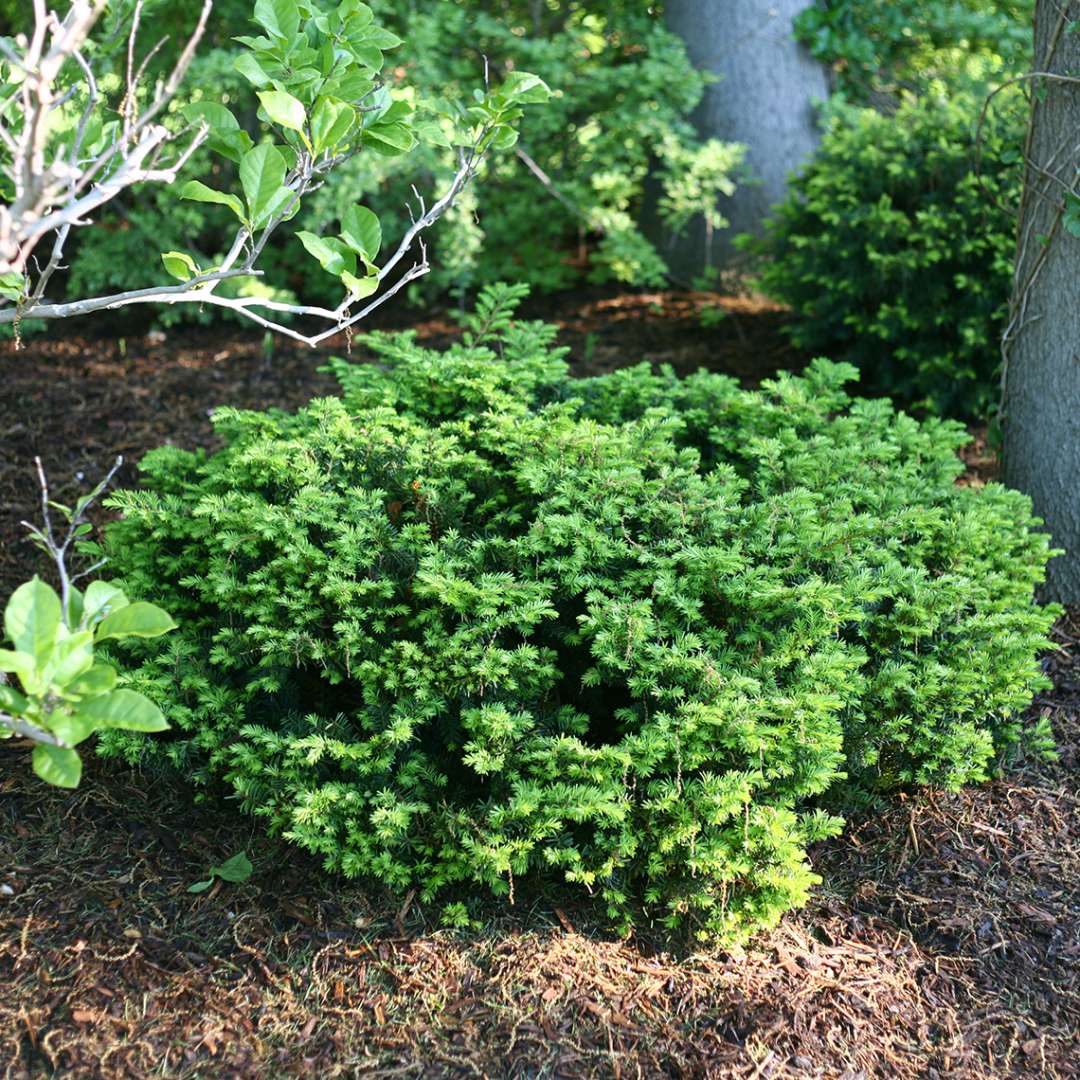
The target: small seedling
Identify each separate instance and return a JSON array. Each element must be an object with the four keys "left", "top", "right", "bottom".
[{"left": 188, "top": 851, "right": 253, "bottom": 893}]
